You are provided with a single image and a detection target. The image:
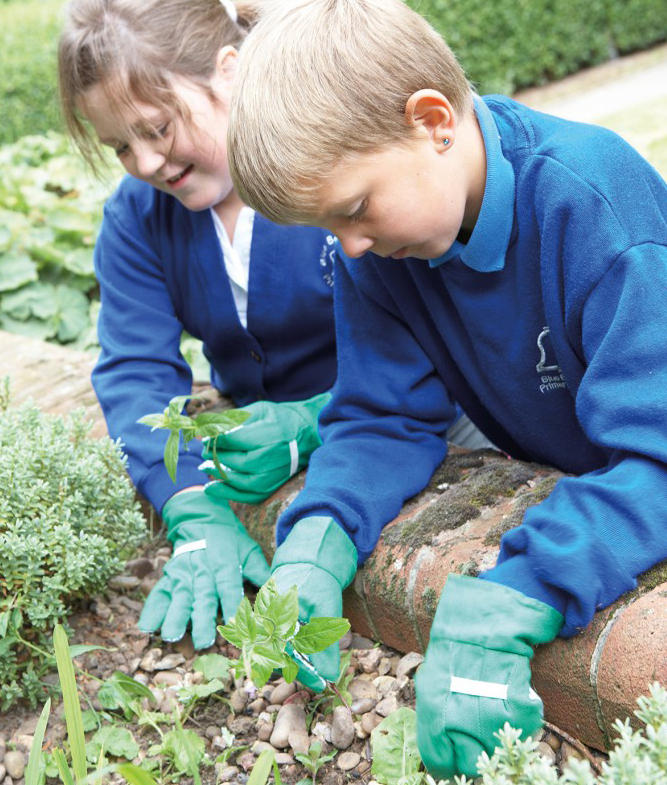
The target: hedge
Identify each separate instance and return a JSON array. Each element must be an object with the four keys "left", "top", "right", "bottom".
[
  {"left": 0, "top": 0, "right": 64, "bottom": 145},
  {"left": 410, "top": 0, "right": 667, "bottom": 95}
]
